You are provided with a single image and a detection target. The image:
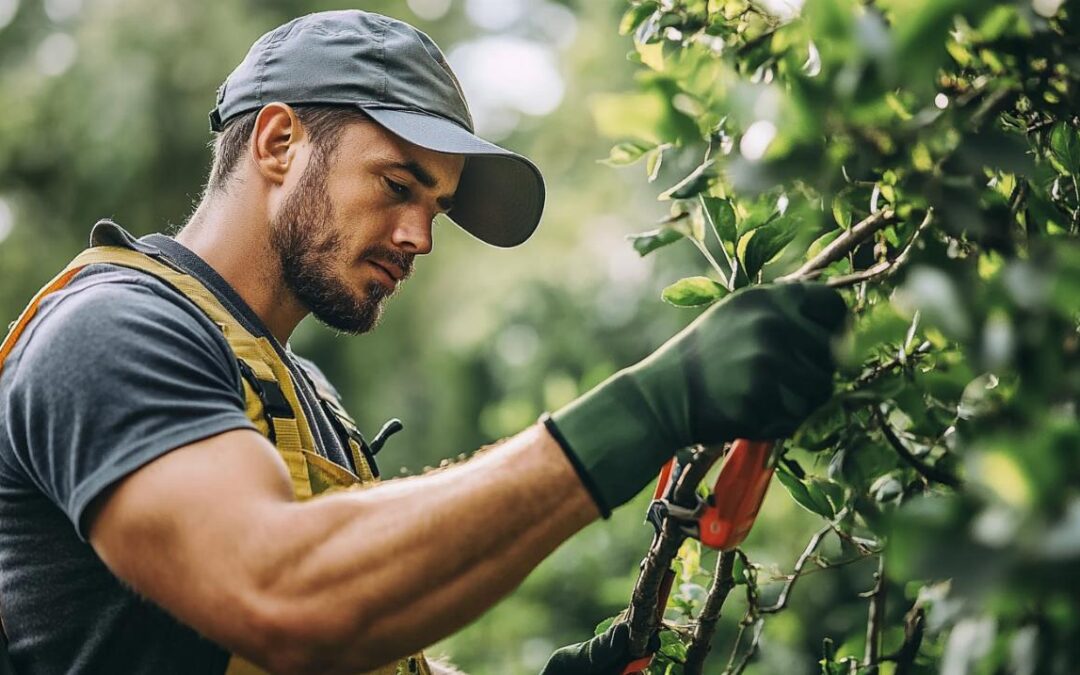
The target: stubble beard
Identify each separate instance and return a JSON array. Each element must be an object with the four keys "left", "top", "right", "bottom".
[{"left": 269, "top": 154, "right": 389, "bottom": 335}]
